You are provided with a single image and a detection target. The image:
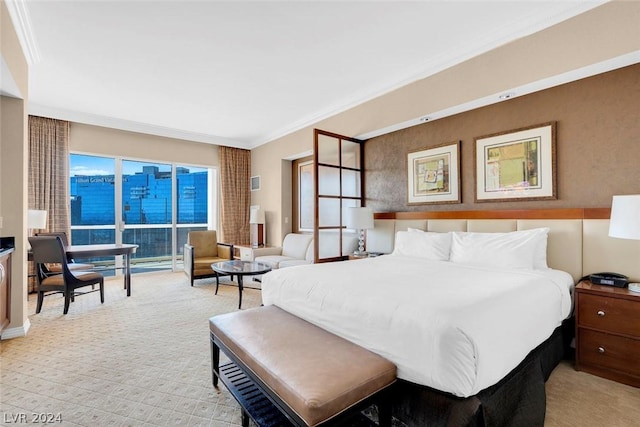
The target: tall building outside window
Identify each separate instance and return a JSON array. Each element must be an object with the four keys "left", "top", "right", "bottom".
[{"left": 70, "top": 154, "right": 215, "bottom": 274}]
